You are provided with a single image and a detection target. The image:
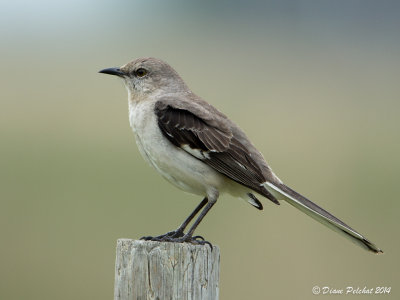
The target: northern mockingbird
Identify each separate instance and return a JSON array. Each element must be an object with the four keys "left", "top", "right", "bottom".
[{"left": 100, "top": 57, "right": 382, "bottom": 253}]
